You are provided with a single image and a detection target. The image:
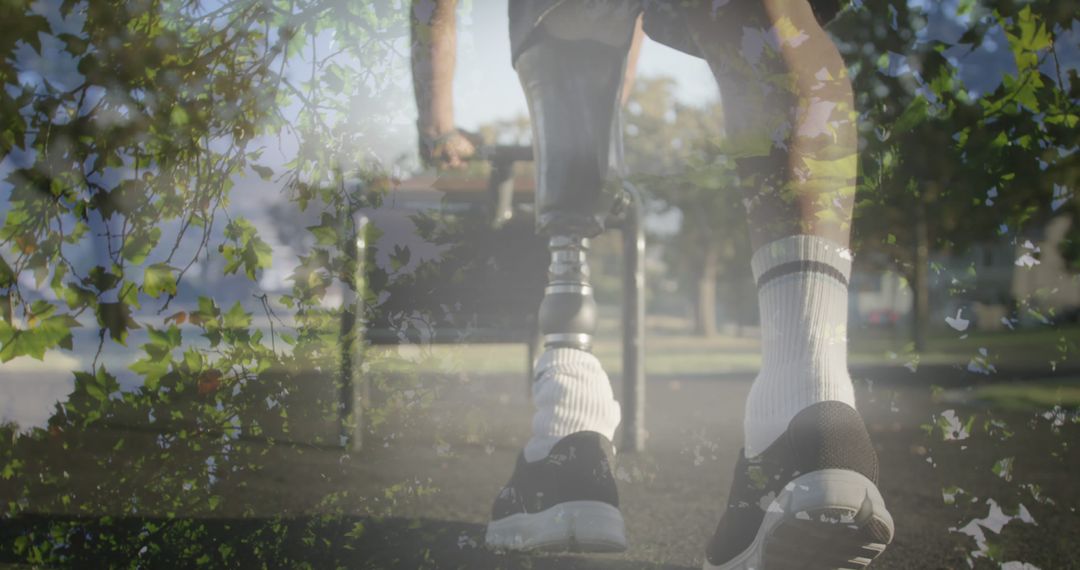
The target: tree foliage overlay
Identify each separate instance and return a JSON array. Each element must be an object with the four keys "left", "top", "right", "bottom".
[
  {"left": 0, "top": 0, "right": 1077, "bottom": 566},
  {"left": 623, "top": 1, "right": 1078, "bottom": 343},
  {"left": 0, "top": 0, "right": 424, "bottom": 565}
]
